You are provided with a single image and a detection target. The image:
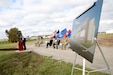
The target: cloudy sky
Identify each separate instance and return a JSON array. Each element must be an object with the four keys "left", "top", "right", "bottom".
[{"left": 0, "top": 0, "right": 113, "bottom": 39}]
